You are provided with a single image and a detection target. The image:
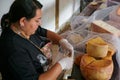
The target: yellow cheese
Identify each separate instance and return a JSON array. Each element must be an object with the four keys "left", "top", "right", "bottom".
[
  {"left": 86, "top": 37, "right": 108, "bottom": 58},
  {"left": 91, "top": 20, "right": 120, "bottom": 37},
  {"left": 68, "top": 33, "right": 83, "bottom": 45},
  {"left": 87, "top": 37, "right": 106, "bottom": 44},
  {"left": 80, "top": 54, "right": 113, "bottom": 80}
]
